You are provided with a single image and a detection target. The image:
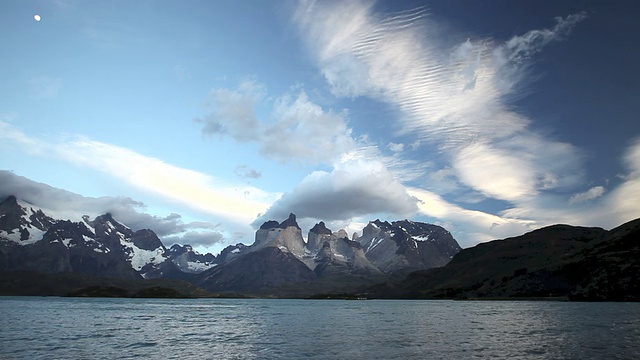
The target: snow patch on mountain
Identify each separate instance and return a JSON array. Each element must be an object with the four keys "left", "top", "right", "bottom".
[
  {"left": 121, "top": 240, "right": 166, "bottom": 272},
  {"left": 0, "top": 199, "right": 53, "bottom": 245}
]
